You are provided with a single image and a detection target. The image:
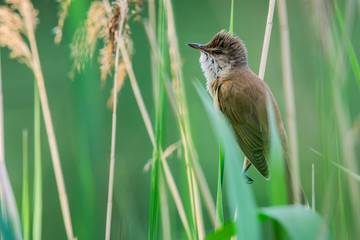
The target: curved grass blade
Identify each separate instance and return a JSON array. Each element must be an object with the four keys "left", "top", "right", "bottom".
[
  {"left": 259, "top": 206, "right": 332, "bottom": 240},
  {"left": 266, "top": 96, "right": 287, "bottom": 205},
  {"left": 215, "top": 145, "right": 224, "bottom": 227},
  {"left": 335, "top": 3, "right": 360, "bottom": 90},
  {"left": 195, "top": 82, "right": 260, "bottom": 240}
]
